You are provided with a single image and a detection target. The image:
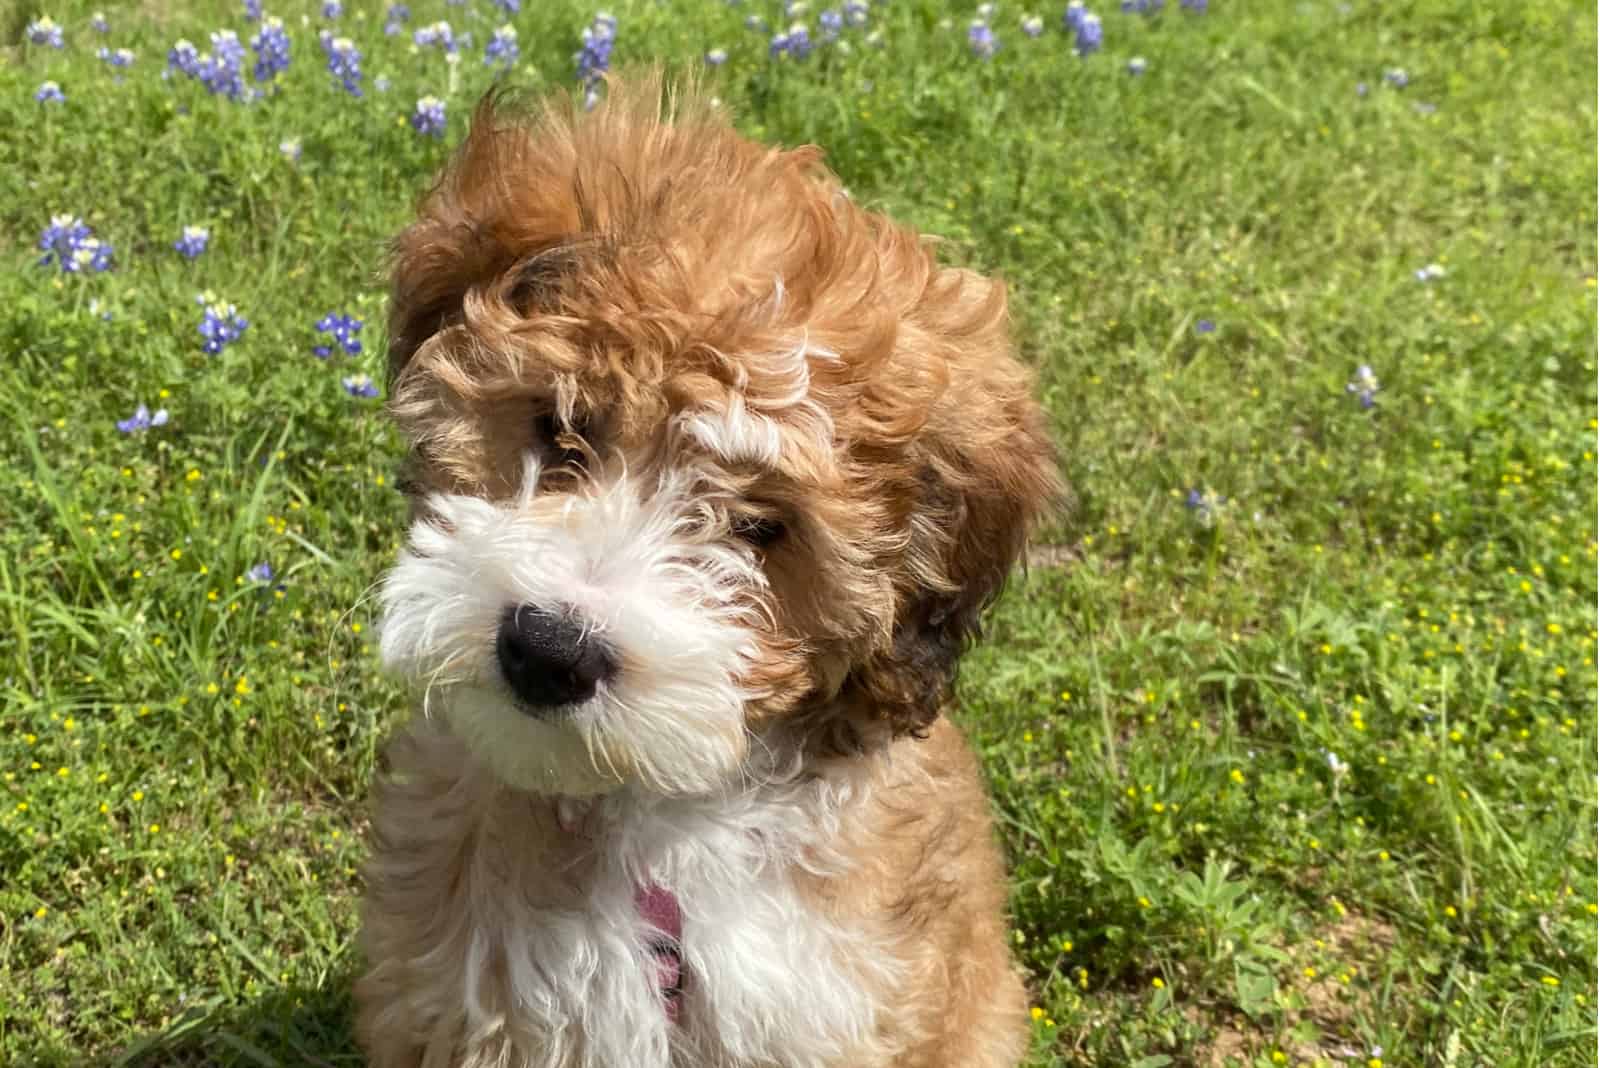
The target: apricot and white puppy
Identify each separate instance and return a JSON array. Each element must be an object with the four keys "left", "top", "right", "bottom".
[{"left": 359, "top": 76, "right": 1061, "bottom": 1068}]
